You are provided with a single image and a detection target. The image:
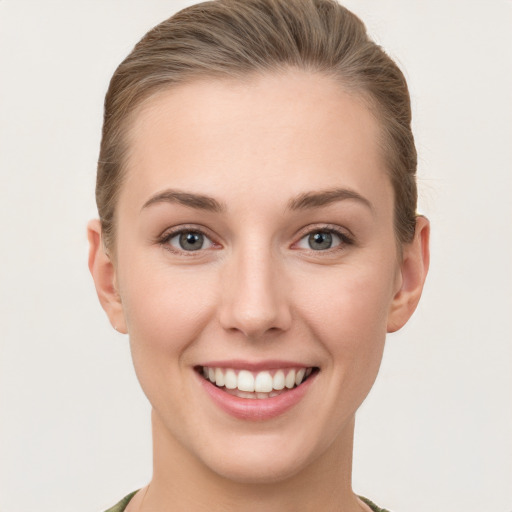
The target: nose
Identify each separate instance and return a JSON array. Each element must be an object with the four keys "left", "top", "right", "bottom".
[{"left": 218, "top": 245, "right": 292, "bottom": 340}]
